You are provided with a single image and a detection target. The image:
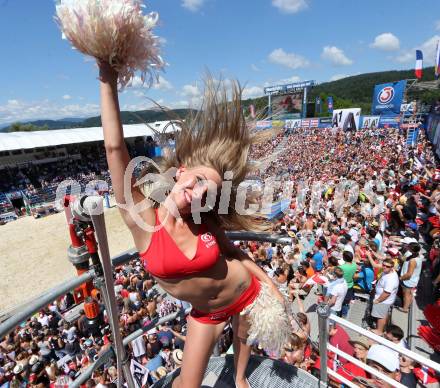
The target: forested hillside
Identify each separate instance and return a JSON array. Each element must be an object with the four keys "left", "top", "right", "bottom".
[
  {"left": 3, "top": 67, "right": 439, "bottom": 132},
  {"left": 242, "top": 66, "right": 440, "bottom": 117}
]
